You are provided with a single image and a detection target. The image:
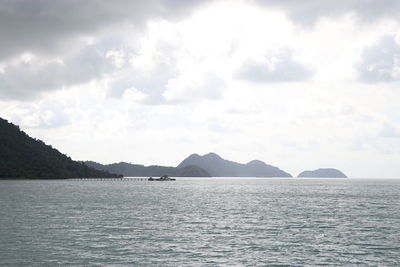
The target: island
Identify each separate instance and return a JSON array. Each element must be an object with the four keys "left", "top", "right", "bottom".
[
  {"left": 297, "top": 168, "right": 347, "bottom": 178},
  {"left": 178, "top": 152, "right": 292, "bottom": 177},
  {"left": 84, "top": 161, "right": 211, "bottom": 177}
]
